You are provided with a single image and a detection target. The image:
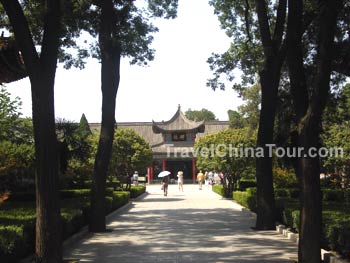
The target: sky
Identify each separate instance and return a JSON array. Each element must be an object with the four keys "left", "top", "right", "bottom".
[{"left": 5, "top": 0, "right": 242, "bottom": 123}]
